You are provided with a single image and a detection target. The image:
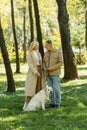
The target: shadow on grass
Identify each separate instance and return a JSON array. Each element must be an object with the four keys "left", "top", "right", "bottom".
[
  {"left": 0, "top": 73, "right": 6, "bottom": 76},
  {"left": 78, "top": 66, "right": 87, "bottom": 70},
  {"left": 61, "top": 74, "right": 87, "bottom": 82},
  {"left": 61, "top": 83, "right": 87, "bottom": 107},
  {"left": 0, "top": 80, "right": 25, "bottom": 118},
  {"left": 0, "top": 81, "right": 25, "bottom": 90},
  {"left": 0, "top": 78, "right": 87, "bottom": 130},
  {"left": 80, "top": 75, "right": 87, "bottom": 80},
  {"left": 0, "top": 103, "right": 87, "bottom": 130}
]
